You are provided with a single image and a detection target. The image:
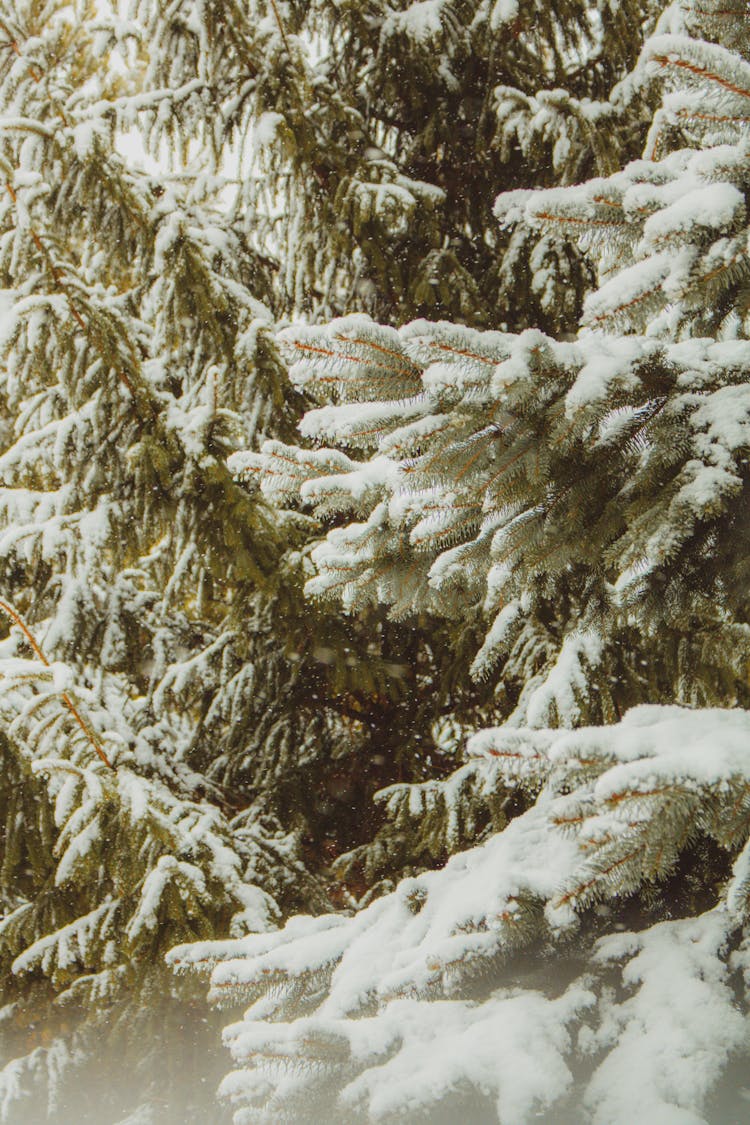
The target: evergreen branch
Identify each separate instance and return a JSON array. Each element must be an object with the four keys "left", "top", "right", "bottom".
[
  {"left": 289, "top": 339, "right": 418, "bottom": 381},
  {"left": 430, "top": 342, "right": 498, "bottom": 365},
  {"left": 332, "top": 333, "right": 417, "bottom": 368},
  {"left": 554, "top": 846, "right": 645, "bottom": 906},
  {"left": 650, "top": 52, "right": 750, "bottom": 99},
  {"left": 3, "top": 181, "right": 139, "bottom": 399},
  {"left": 533, "top": 210, "right": 626, "bottom": 228}
]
